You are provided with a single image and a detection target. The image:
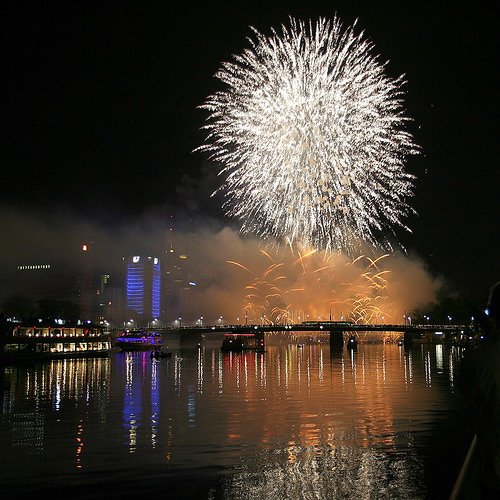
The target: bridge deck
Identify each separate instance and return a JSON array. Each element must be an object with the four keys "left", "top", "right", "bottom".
[{"left": 147, "top": 322, "right": 469, "bottom": 335}]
